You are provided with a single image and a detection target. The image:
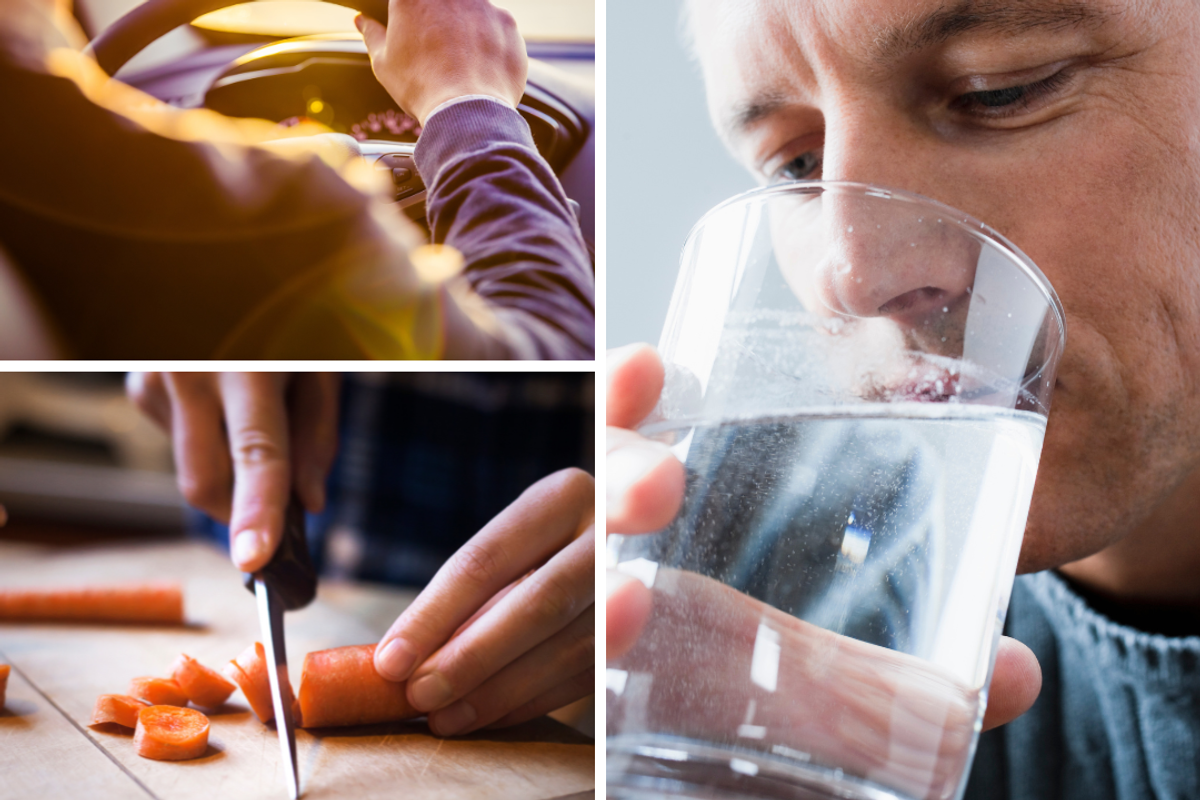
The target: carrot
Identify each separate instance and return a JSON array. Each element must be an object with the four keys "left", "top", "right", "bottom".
[
  {"left": 128, "top": 677, "right": 189, "bottom": 707},
  {"left": 89, "top": 694, "right": 150, "bottom": 729},
  {"left": 133, "top": 705, "right": 209, "bottom": 761},
  {"left": 171, "top": 653, "right": 235, "bottom": 709},
  {"left": 222, "top": 642, "right": 276, "bottom": 723},
  {"left": 0, "top": 583, "right": 183, "bottom": 624},
  {"left": 294, "top": 644, "right": 418, "bottom": 728},
  {"left": 0, "top": 663, "right": 9, "bottom": 708}
]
